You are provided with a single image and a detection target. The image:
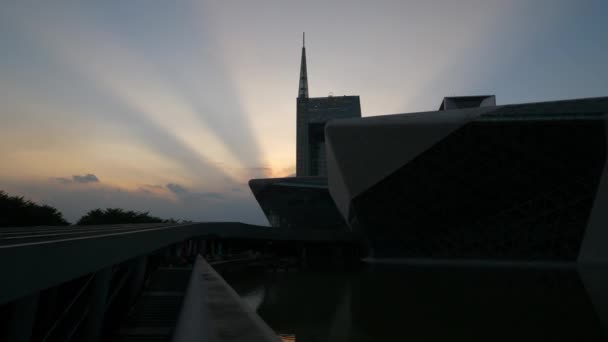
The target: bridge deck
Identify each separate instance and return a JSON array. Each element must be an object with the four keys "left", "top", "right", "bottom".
[
  {"left": 0, "top": 222, "right": 359, "bottom": 247},
  {"left": 0, "top": 222, "right": 361, "bottom": 304}
]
